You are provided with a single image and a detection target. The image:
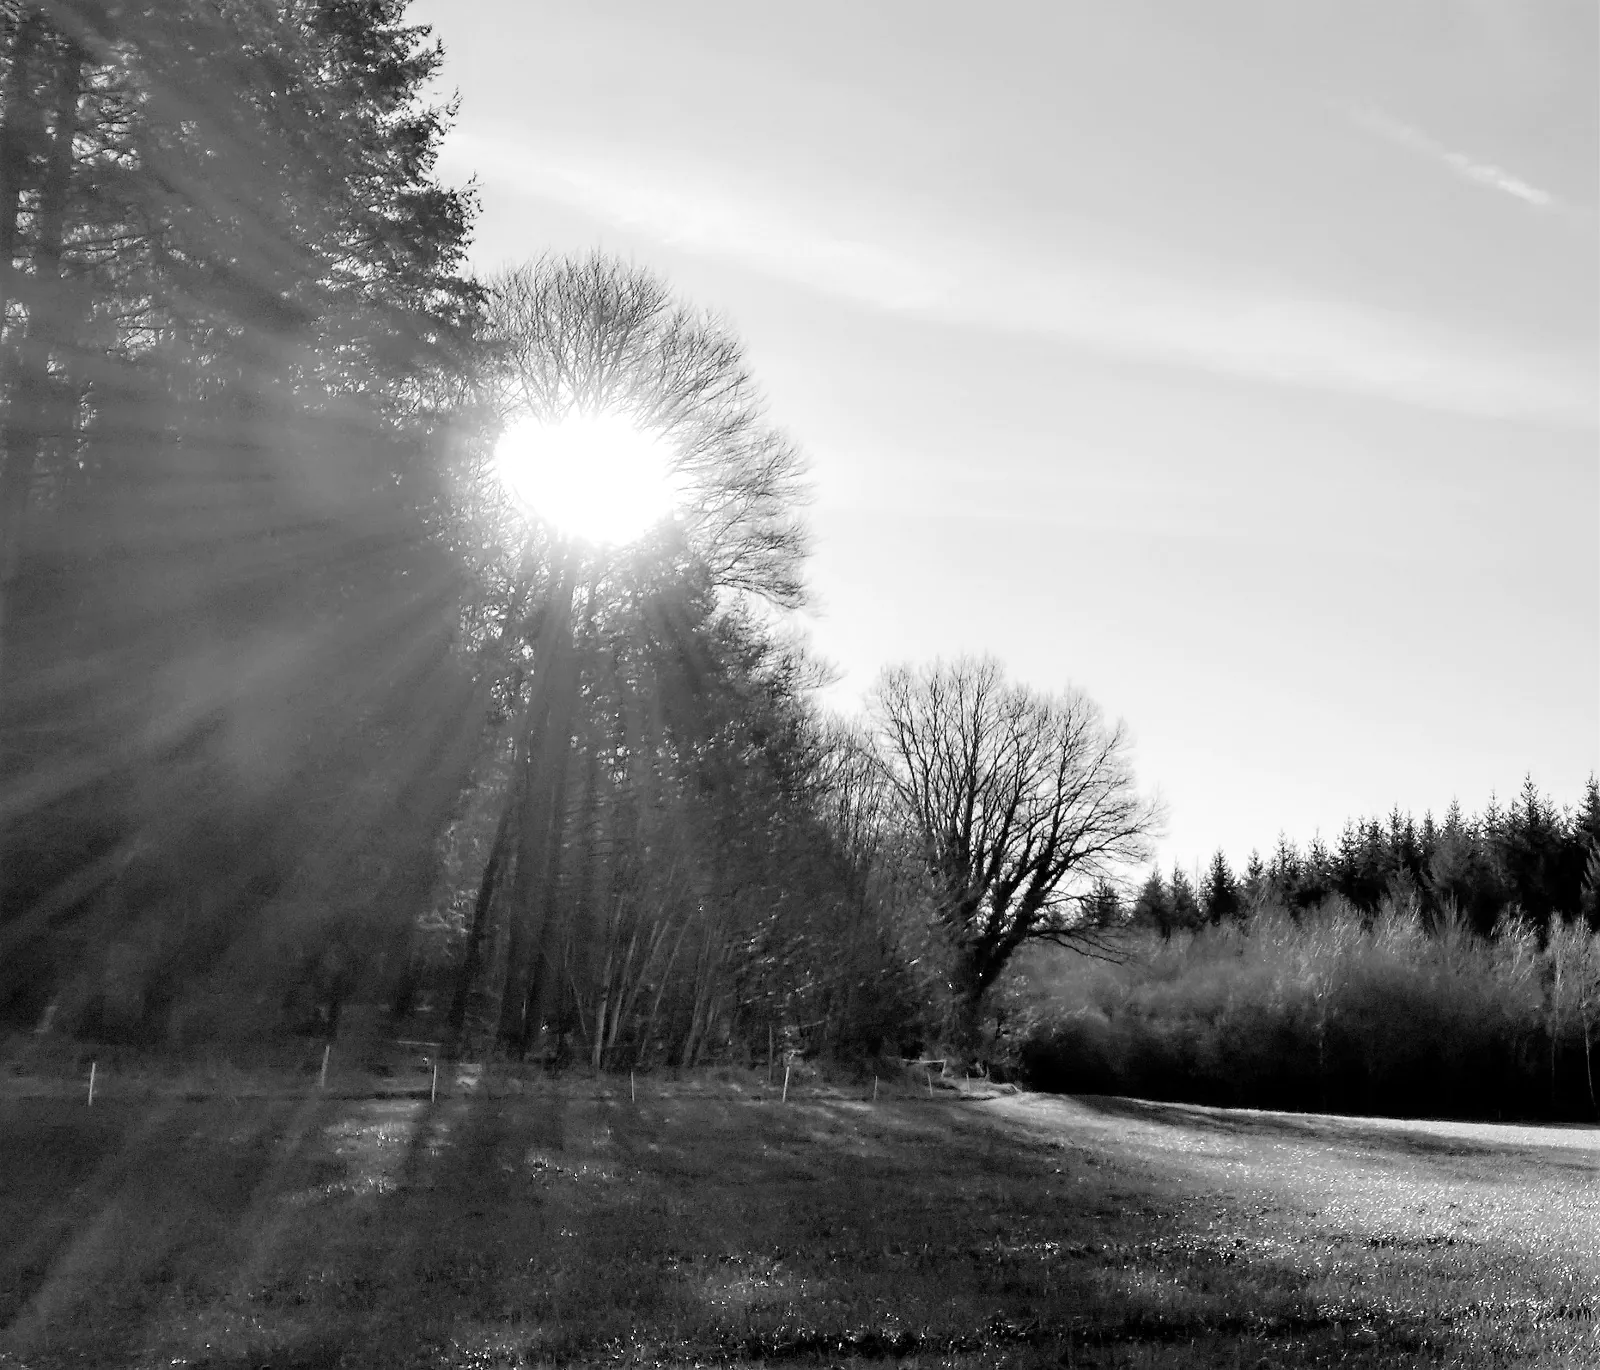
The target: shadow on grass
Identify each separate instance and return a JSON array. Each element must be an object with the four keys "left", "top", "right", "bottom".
[{"left": 3, "top": 1078, "right": 1585, "bottom": 1367}]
